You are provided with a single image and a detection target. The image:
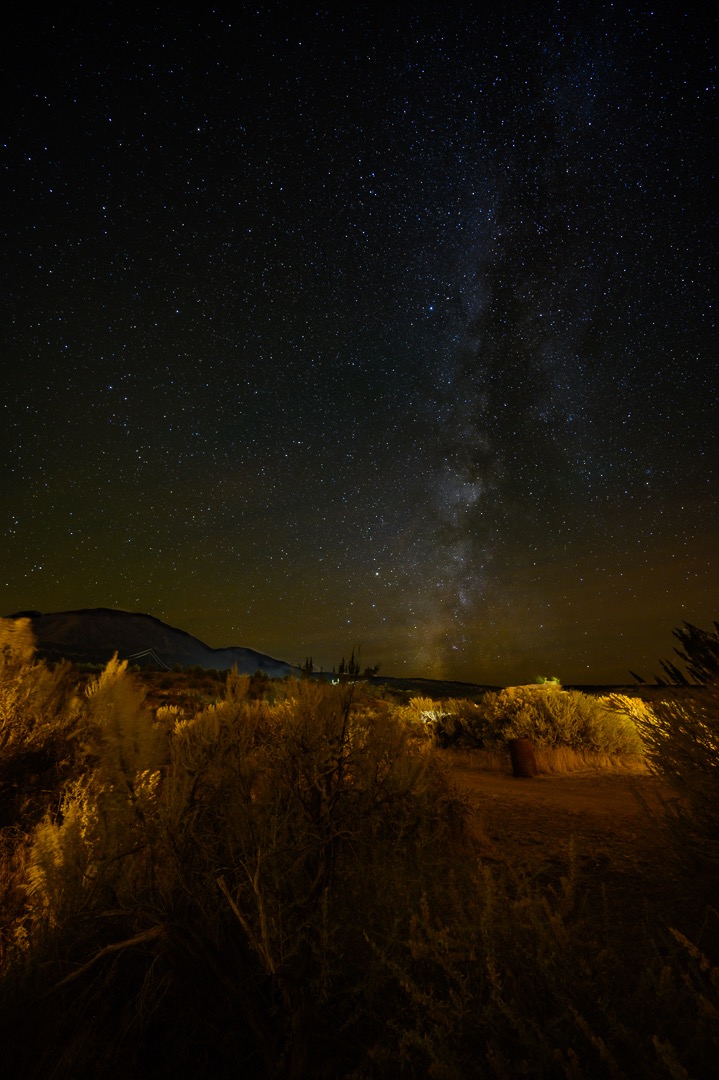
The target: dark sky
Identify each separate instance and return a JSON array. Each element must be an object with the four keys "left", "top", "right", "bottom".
[{"left": 3, "top": 3, "right": 716, "bottom": 684}]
